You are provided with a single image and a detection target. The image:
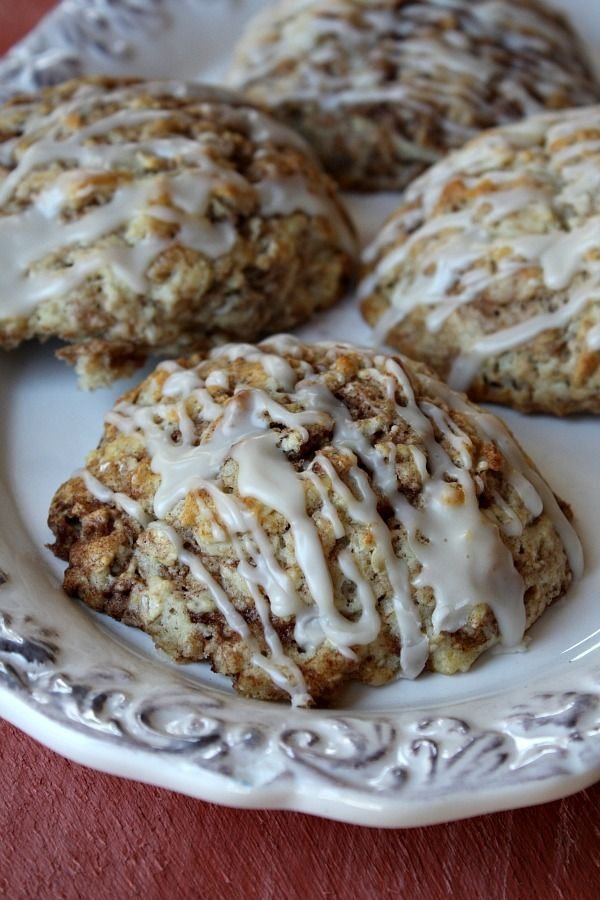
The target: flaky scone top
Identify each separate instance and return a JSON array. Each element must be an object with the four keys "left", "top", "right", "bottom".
[
  {"left": 49, "top": 337, "right": 582, "bottom": 704},
  {"left": 0, "top": 77, "right": 355, "bottom": 386},
  {"left": 228, "top": 0, "right": 600, "bottom": 189},
  {"left": 360, "top": 106, "right": 600, "bottom": 413}
]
